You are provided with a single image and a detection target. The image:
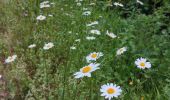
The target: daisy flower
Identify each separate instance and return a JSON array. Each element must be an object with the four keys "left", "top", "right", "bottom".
[
  {"left": 36, "top": 15, "right": 46, "bottom": 21},
  {"left": 86, "top": 36, "right": 96, "bottom": 40},
  {"left": 135, "top": 57, "right": 151, "bottom": 69},
  {"left": 106, "top": 30, "right": 117, "bottom": 39},
  {"left": 116, "top": 47, "right": 127, "bottom": 56},
  {"left": 40, "top": 1, "right": 50, "bottom": 9},
  {"left": 5, "top": 55, "right": 17, "bottom": 63},
  {"left": 90, "top": 29, "right": 101, "bottom": 35},
  {"left": 113, "top": 2, "right": 124, "bottom": 7},
  {"left": 137, "top": 0, "right": 144, "bottom": 5},
  {"left": 86, "top": 52, "right": 103, "bottom": 62},
  {"left": 28, "top": 44, "right": 36, "bottom": 48},
  {"left": 100, "top": 83, "right": 122, "bottom": 100},
  {"left": 43, "top": 42, "right": 54, "bottom": 50},
  {"left": 74, "top": 63, "right": 100, "bottom": 78},
  {"left": 82, "top": 11, "right": 91, "bottom": 16},
  {"left": 86, "top": 21, "right": 98, "bottom": 27}
]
